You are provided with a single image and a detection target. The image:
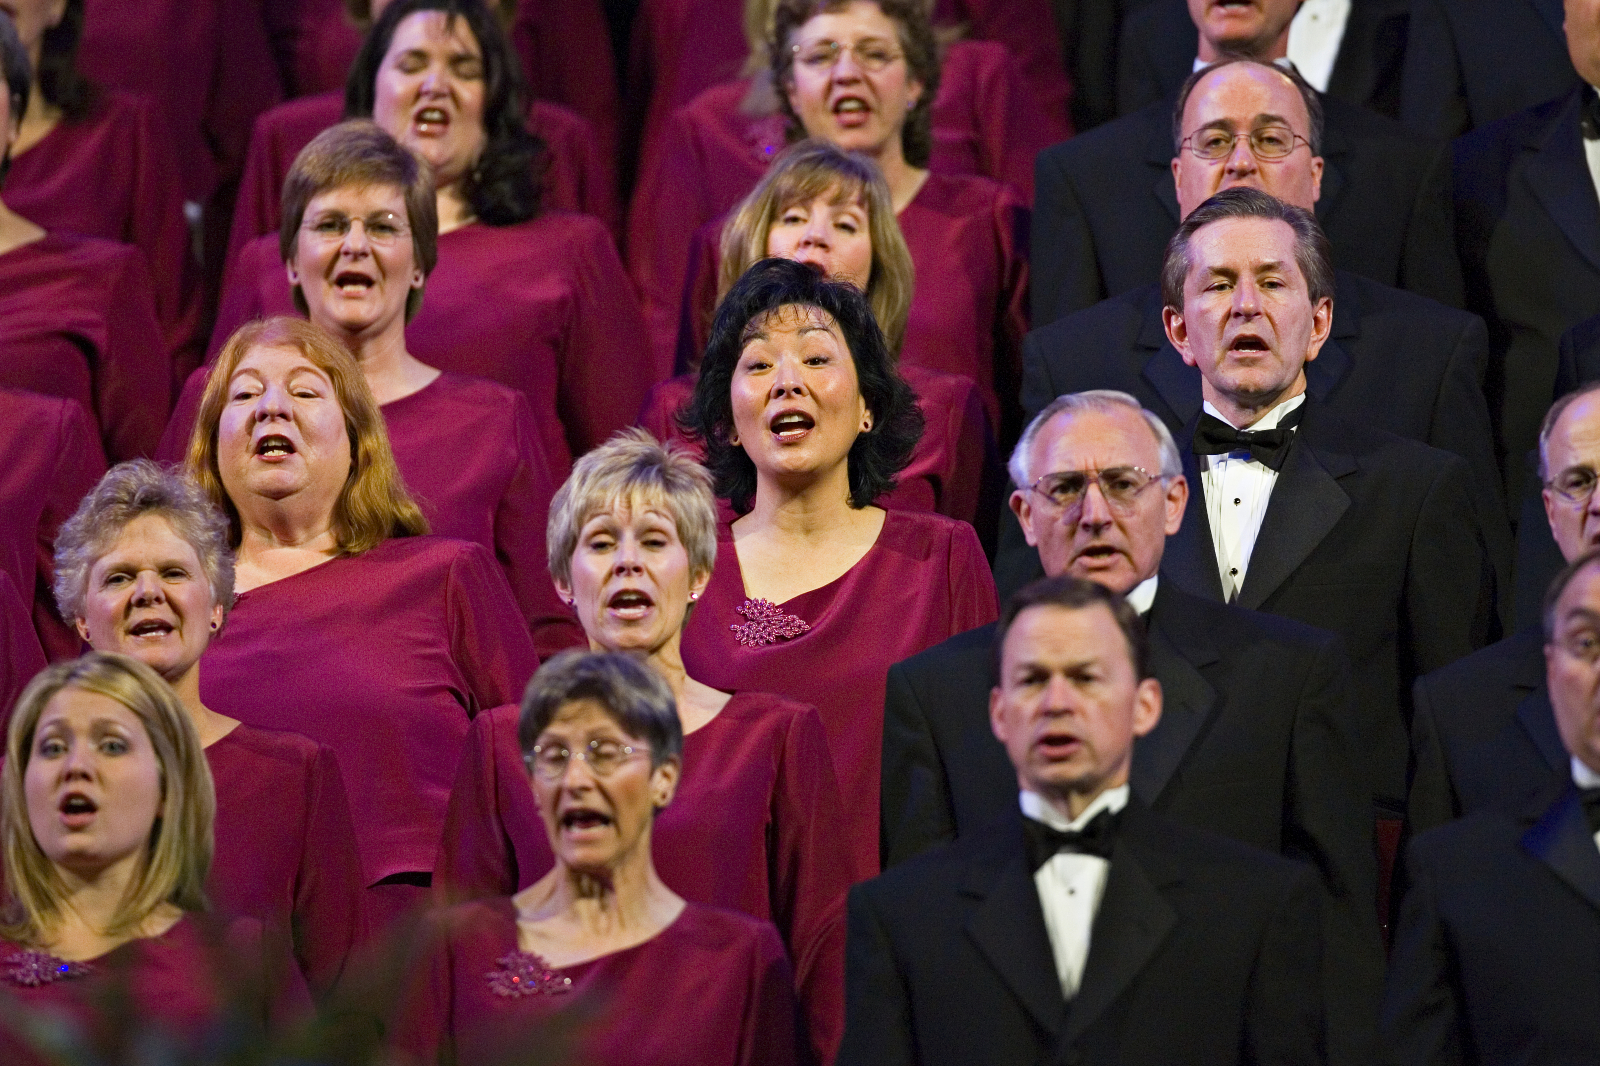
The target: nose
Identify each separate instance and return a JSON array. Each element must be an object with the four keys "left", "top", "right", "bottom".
[
  {"left": 1224, "top": 134, "right": 1258, "bottom": 175},
  {"left": 253, "top": 381, "right": 291, "bottom": 422},
  {"left": 340, "top": 219, "right": 373, "bottom": 256},
  {"left": 558, "top": 751, "right": 599, "bottom": 790},
  {"left": 419, "top": 63, "right": 447, "bottom": 95},
  {"left": 1075, "top": 477, "right": 1115, "bottom": 530},
  {"left": 613, "top": 536, "right": 643, "bottom": 575},
  {"left": 800, "top": 214, "right": 831, "bottom": 249},
  {"left": 768, "top": 353, "right": 809, "bottom": 400},
  {"left": 831, "top": 46, "right": 864, "bottom": 81},
  {"left": 1040, "top": 671, "right": 1077, "bottom": 713},
  {"left": 129, "top": 570, "right": 164, "bottom": 606},
  {"left": 1232, "top": 276, "right": 1262, "bottom": 318}
]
